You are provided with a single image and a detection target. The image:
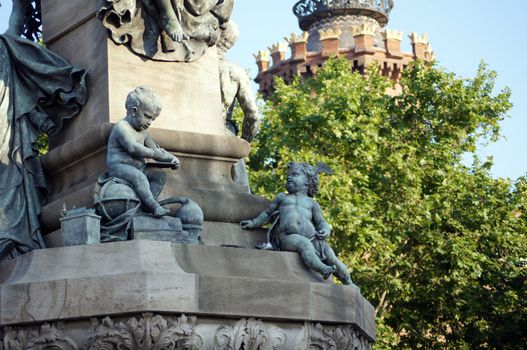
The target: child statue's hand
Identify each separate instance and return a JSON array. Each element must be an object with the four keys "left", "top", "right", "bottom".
[
  {"left": 153, "top": 146, "right": 175, "bottom": 162},
  {"left": 240, "top": 219, "right": 255, "bottom": 230},
  {"left": 316, "top": 227, "right": 331, "bottom": 240},
  {"left": 153, "top": 148, "right": 167, "bottom": 161}
]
